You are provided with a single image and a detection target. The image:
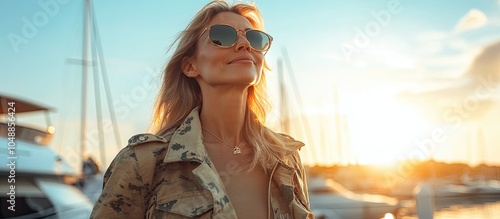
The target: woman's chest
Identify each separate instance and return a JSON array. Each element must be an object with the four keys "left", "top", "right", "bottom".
[
  {"left": 205, "top": 146, "right": 269, "bottom": 218},
  {"left": 222, "top": 166, "right": 269, "bottom": 219}
]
